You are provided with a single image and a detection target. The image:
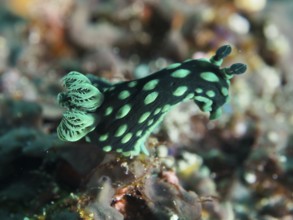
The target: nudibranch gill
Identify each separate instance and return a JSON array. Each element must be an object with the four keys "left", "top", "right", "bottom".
[{"left": 57, "top": 45, "right": 246, "bottom": 157}]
